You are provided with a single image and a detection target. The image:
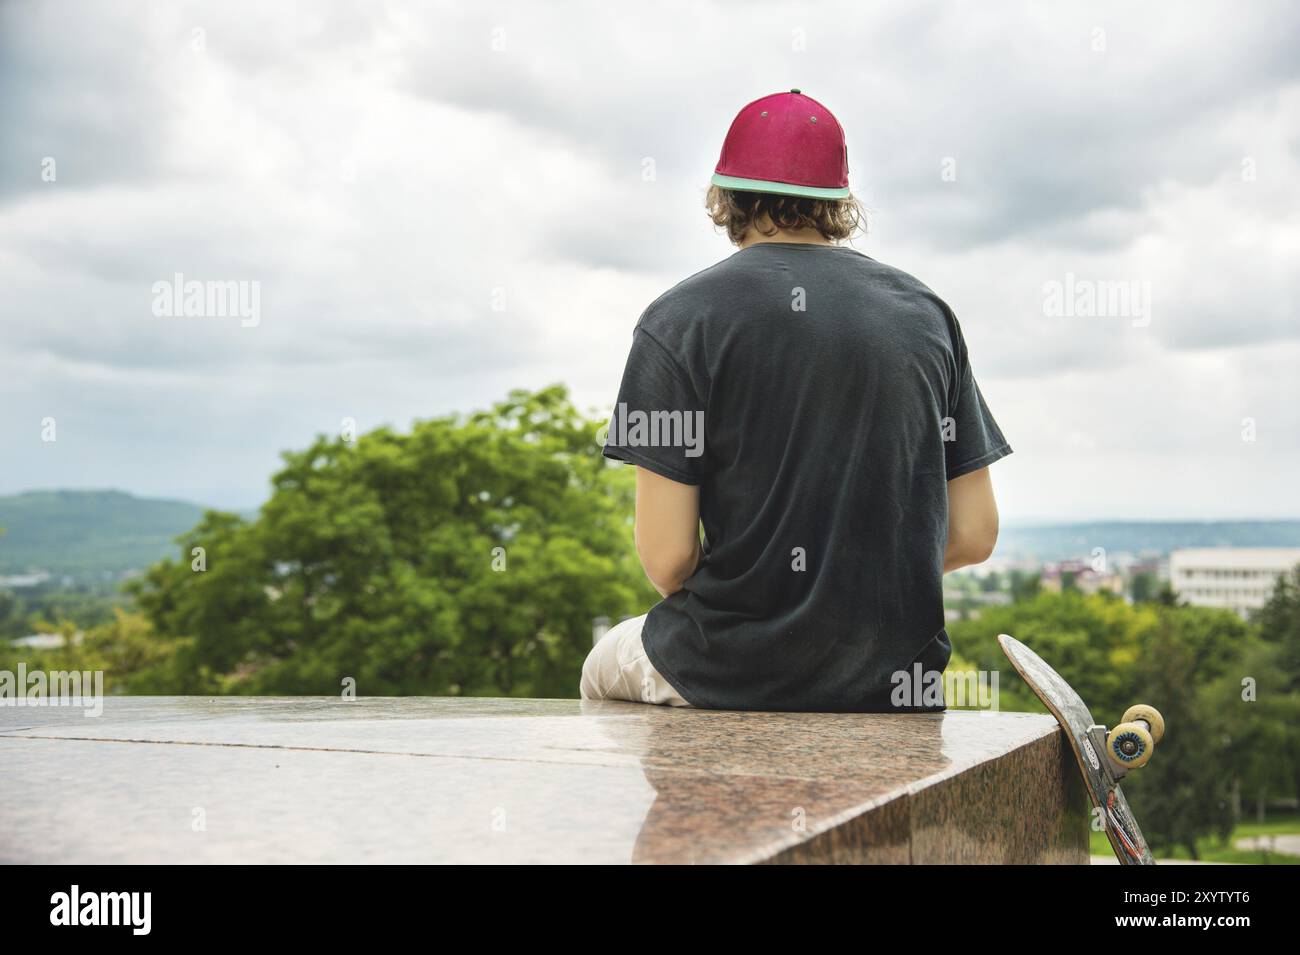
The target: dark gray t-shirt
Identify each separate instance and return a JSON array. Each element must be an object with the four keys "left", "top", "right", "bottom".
[{"left": 603, "top": 242, "right": 1010, "bottom": 712}]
